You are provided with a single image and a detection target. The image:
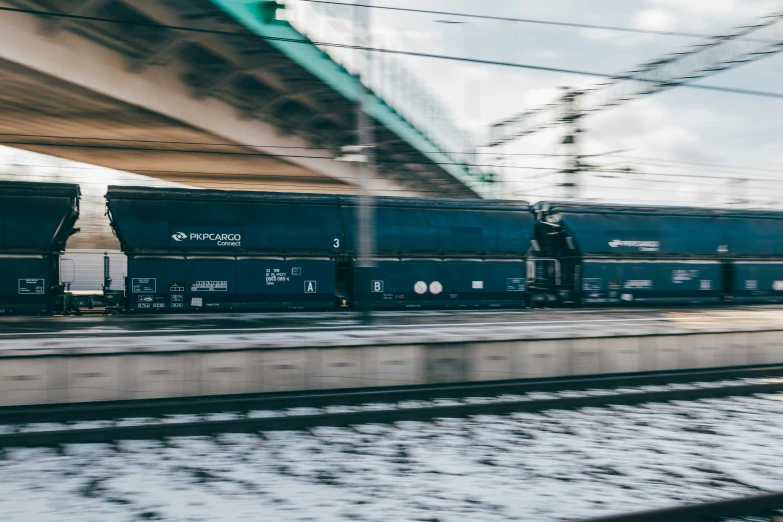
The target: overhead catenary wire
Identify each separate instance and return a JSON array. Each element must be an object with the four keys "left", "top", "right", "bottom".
[
  {"left": 7, "top": 139, "right": 781, "bottom": 184},
  {"left": 584, "top": 168, "right": 783, "bottom": 184},
  {"left": 3, "top": 164, "right": 782, "bottom": 192},
  {"left": 505, "top": 163, "right": 783, "bottom": 192},
  {"left": 300, "top": 0, "right": 778, "bottom": 43},
  {"left": 0, "top": 165, "right": 556, "bottom": 186},
  {"left": 4, "top": 144, "right": 783, "bottom": 193},
  {"left": 614, "top": 155, "right": 783, "bottom": 174},
  {"left": 4, "top": 168, "right": 778, "bottom": 208},
  {"left": 512, "top": 175, "right": 783, "bottom": 194},
  {"left": 2, "top": 6, "right": 783, "bottom": 101},
  {"left": 0, "top": 174, "right": 550, "bottom": 199},
  {"left": 0, "top": 140, "right": 564, "bottom": 171},
  {"left": 4, "top": 136, "right": 783, "bottom": 197},
  {"left": 0, "top": 133, "right": 563, "bottom": 157},
  {"left": 0, "top": 7, "right": 779, "bottom": 199},
  {"left": 5, "top": 134, "right": 782, "bottom": 176},
  {"left": 7, "top": 134, "right": 783, "bottom": 179},
  {"left": 487, "top": 9, "right": 783, "bottom": 147},
  {"left": 0, "top": 171, "right": 478, "bottom": 195},
  {"left": 0, "top": 171, "right": 737, "bottom": 198},
  {"left": 513, "top": 165, "right": 783, "bottom": 186},
  {"left": 599, "top": 161, "right": 783, "bottom": 180}
]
